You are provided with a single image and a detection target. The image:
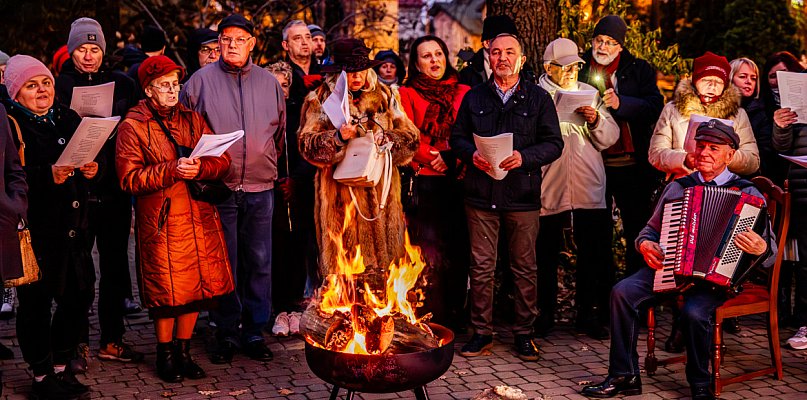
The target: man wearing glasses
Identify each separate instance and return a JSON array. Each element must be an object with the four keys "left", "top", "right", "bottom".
[
  {"left": 180, "top": 13, "right": 286, "bottom": 364},
  {"left": 536, "top": 37, "right": 619, "bottom": 340},
  {"left": 578, "top": 15, "right": 665, "bottom": 280}
]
